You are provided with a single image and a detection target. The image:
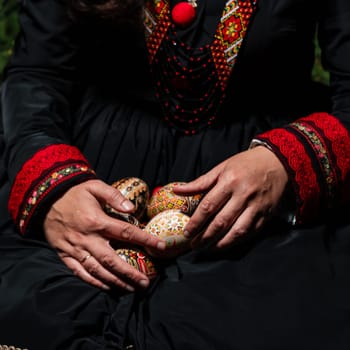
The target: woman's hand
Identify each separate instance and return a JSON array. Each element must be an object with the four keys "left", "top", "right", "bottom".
[
  {"left": 174, "top": 146, "right": 289, "bottom": 249},
  {"left": 43, "top": 179, "right": 166, "bottom": 292}
]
